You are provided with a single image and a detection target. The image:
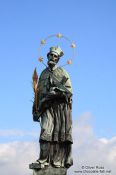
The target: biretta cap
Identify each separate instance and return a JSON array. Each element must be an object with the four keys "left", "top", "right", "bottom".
[{"left": 47, "top": 46, "right": 64, "bottom": 58}]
